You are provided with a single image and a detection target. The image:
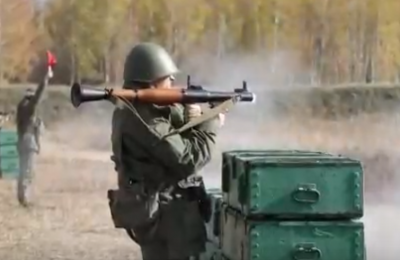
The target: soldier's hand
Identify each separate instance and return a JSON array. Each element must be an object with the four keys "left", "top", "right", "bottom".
[
  {"left": 184, "top": 104, "right": 202, "bottom": 121},
  {"left": 109, "top": 96, "right": 118, "bottom": 105}
]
